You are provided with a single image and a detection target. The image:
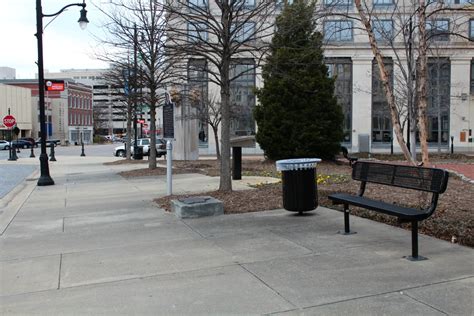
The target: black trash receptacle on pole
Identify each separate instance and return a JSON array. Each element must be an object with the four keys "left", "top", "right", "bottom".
[
  {"left": 276, "top": 158, "right": 321, "bottom": 214},
  {"left": 232, "top": 146, "right": 242, "bottom": 180},
  {"left": 133, "top": 146, "right": 144, "bottom": 160}
]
